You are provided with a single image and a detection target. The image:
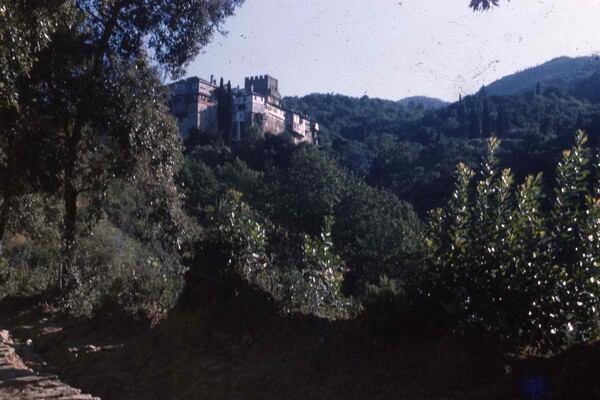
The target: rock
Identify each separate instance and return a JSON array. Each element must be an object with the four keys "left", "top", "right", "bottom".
[{"left": 0, "top": 330, "right": 11, "bottom": 344}]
